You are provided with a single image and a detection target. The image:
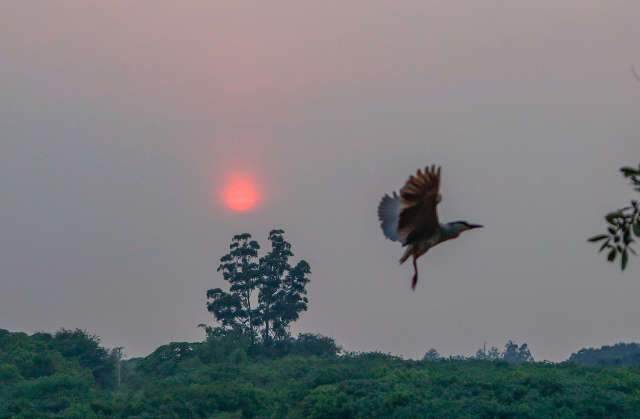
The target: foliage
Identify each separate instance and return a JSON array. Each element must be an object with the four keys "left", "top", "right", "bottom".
[
  {"left": 0, "top": 328, "right": 115, "bottom": 418},
  {"left": 117, "top": 346, "right": 640, "bottom": 418},
  {"left": 207, "top": 230, "right": 311, "bottom": 345},
  {"left": 568, "top": 342, "right": 640, "bottom": 366},
  {"left": 589, "top": 163, "right": 640, "bottom": 270},
  {"left": 197, "top": 328, "right": 252, "bottom": 364},
  {"left": 473, "top": 345, "right": 501, "bottom": 361},
  {"left": 49, "top": 329, "right": 117, "bottom": 389},
  {"left": 422, "top": 348, "right": 440, "bottom": 362},
  {"left": 4, "top": 328, "right": 640, "bottom": 418},
  {"left": 135, "top": 342, "right": 197, "bottom": 376},
  {"left": 288, "top": 334, "right": 341, "bottom": 358},
  {"left": 257, "top": 229, "right": 292, "bottom": 344},
  {"left": 208, "top": 233, "right": 262, "bottom": 341},
  {"left": 502, "top": 340, "right": 535, "bottom": 364}
]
